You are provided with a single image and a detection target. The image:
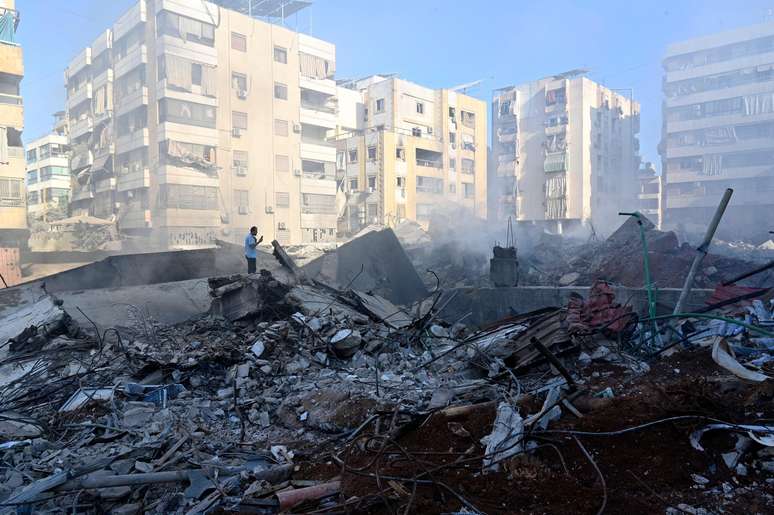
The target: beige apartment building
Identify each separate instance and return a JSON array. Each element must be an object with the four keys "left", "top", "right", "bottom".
[
  {"left": 335, "top": 76, "right": 487, "bottom": 234},
  {"left": 660, "top": 23, "right": 774, "bottom": 242},
  {"left": 0, "top": 0, "right": 25, "bottom": 286},
  {"left": 65, "top": 0, "right": 338, "bottom": 248},
  {"left": 491, "top": 72, "right": 641, "bottom": 235},
  {"left": 25, "top": 132, "right": 71, "bottom": 221}
]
